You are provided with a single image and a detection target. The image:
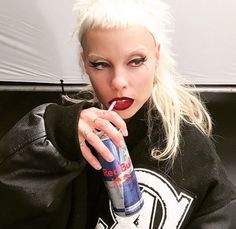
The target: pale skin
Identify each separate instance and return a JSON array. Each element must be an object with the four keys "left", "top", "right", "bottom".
[{"left": 78, "top": 26, "right": 160, "bottom": 170}]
